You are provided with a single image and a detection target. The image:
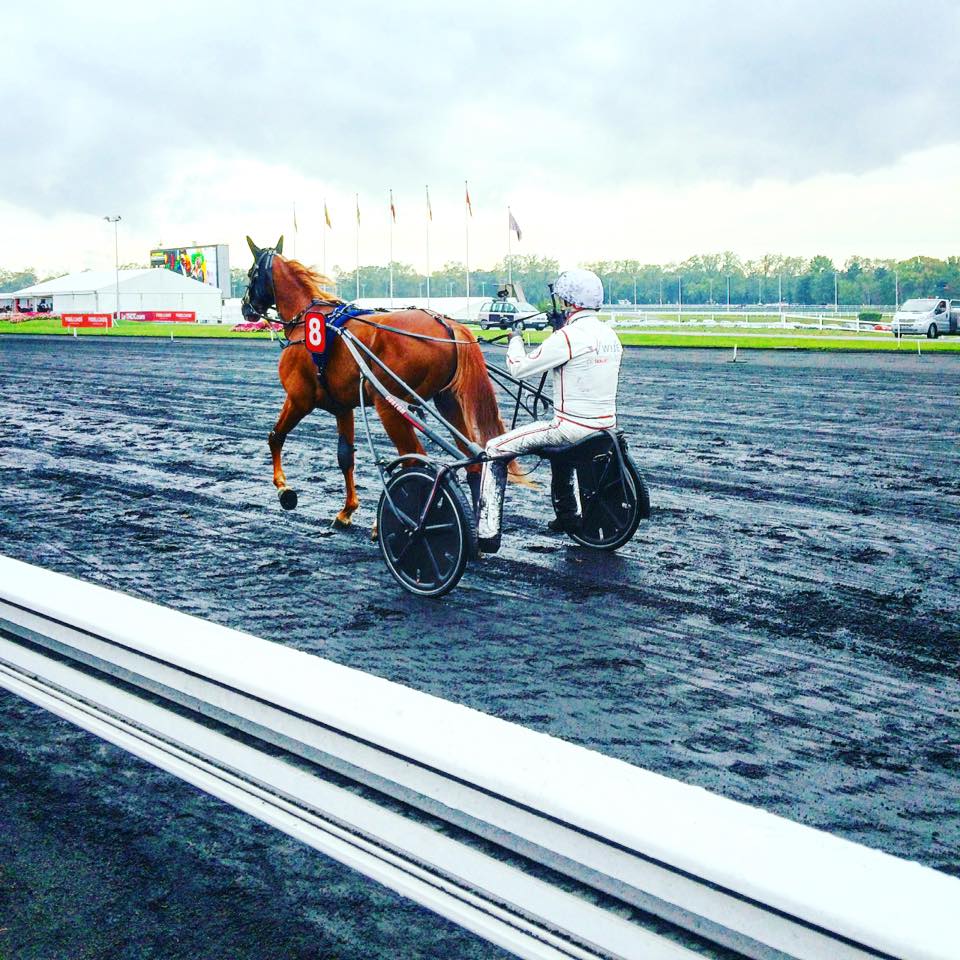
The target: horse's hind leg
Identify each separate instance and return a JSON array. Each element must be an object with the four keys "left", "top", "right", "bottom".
[
  {"left": 270, "top": 396, "right": 310, "bottom": 510},
  {"left": 332, "top": 409, "right": 359, "bottom": 529}
]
